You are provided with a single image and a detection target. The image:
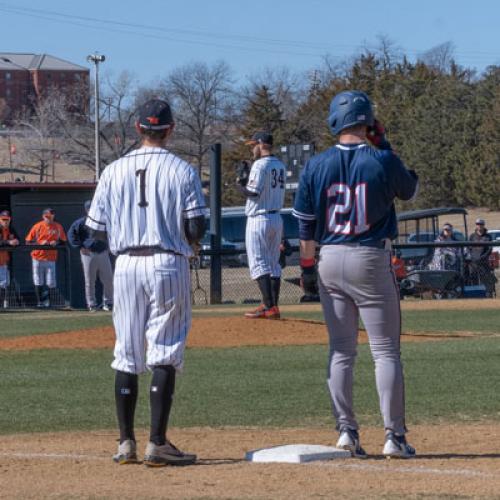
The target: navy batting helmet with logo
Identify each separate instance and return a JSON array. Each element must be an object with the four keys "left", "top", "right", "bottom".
[{"left": 327, "top": 90, "right": 374, "bottom": 135}]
